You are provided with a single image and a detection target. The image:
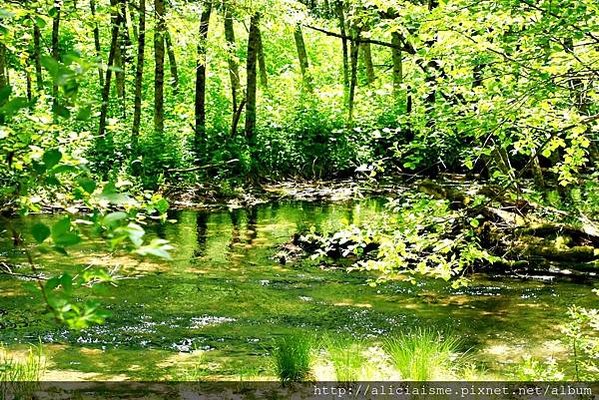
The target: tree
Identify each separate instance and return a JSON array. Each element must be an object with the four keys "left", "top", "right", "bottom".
[
  {"left": 132, "top": 0, "right": 146, "bottom": 154},
  {"left": 89, "top": 0, "right": 104, "bottom": 88},
  {"left": 154, "top": 0, "right": 165, "bottom": 136},
  {"left": 245, "top": 13, "right": 259, "bottom": 139},
  {"left": 224, "top": 7, "right": 242, "bottom": 134},
  {"left": 96, "top": 0, "right": 123, "bottom": 173},
  {"left": 164, "top": 28, "right": 179, "bottom": 94},
  {"left": 293, "top": 24, "right": 313, "bottom": 92},
  {"left": 194, "top": 0, "right": 212, "bottom": 162}
]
